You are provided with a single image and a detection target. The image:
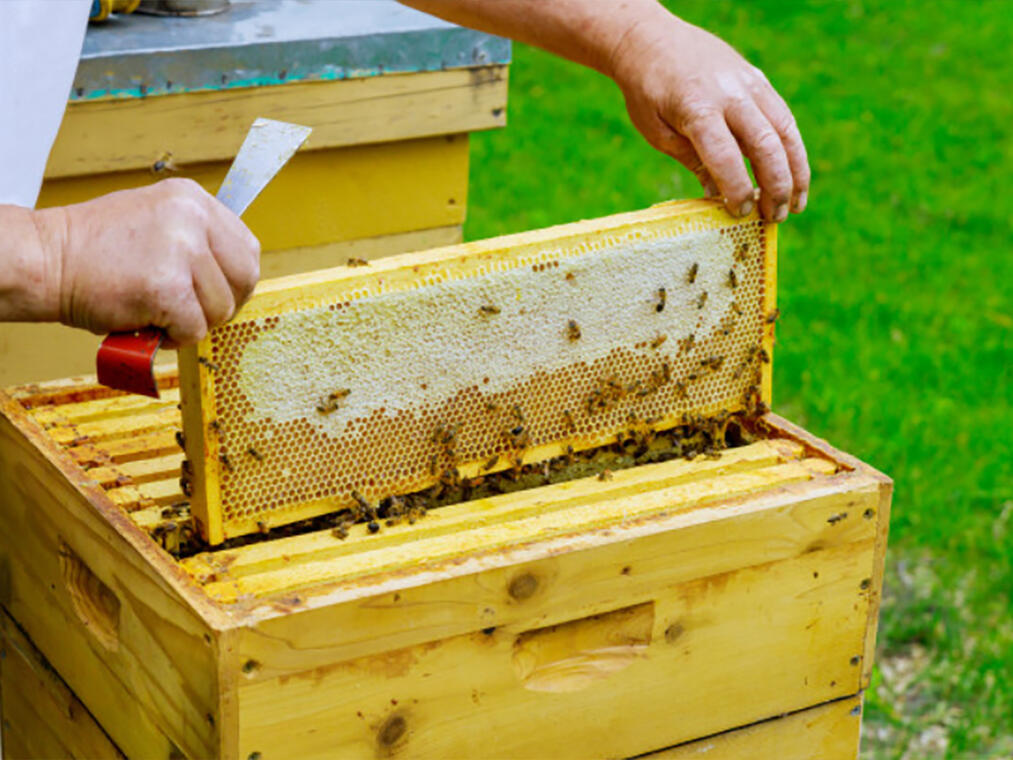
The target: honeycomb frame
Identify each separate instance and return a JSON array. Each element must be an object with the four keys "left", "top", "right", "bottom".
[{"left": 180, "top": 199, "right": 777, "bottom": 544}]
